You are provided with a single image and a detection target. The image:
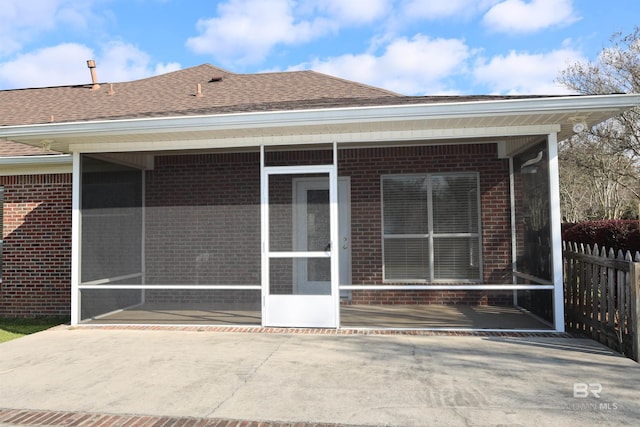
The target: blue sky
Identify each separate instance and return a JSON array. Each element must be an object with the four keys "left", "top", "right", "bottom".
[{"left": 0, "top": 0, "right": 637, "bottom": 95}]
